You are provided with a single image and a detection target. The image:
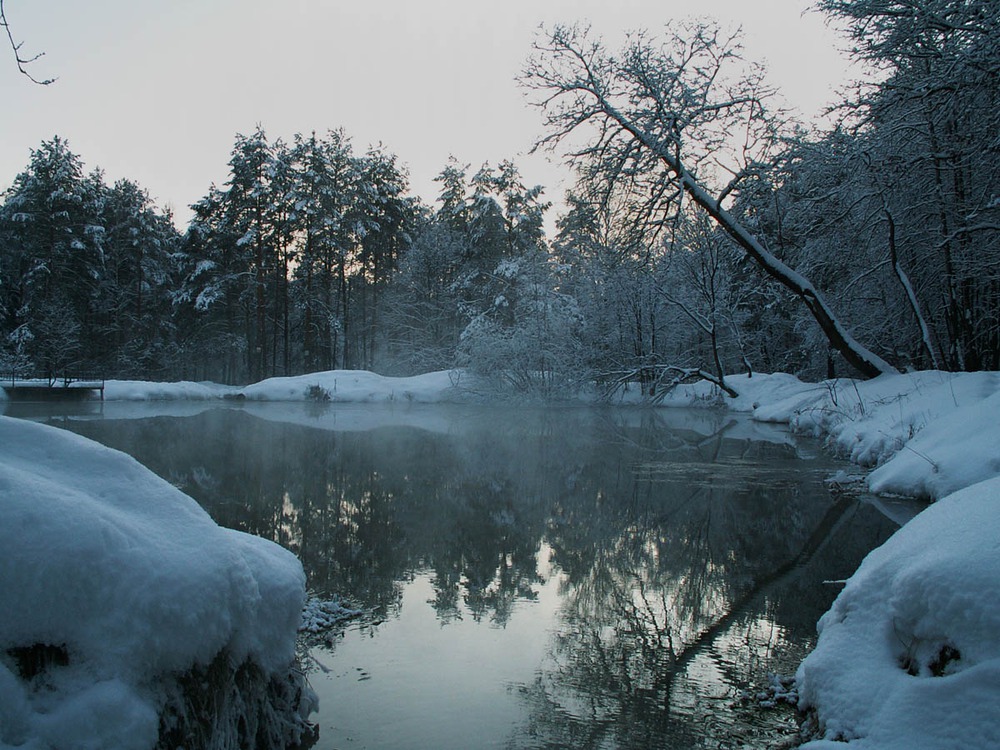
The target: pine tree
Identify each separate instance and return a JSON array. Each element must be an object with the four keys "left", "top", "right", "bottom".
[{"left": 0, "top": 137, "right": 100, "bottom": 373}]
